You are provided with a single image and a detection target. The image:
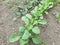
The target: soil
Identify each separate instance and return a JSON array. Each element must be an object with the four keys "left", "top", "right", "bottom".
[{"left": 0, "top": 0, "right": 60, "bottom": 45}]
